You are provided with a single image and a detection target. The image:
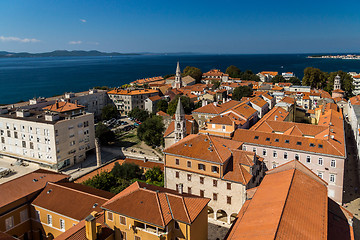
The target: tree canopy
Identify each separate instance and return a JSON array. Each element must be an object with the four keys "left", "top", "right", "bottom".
[
  {"left": 145, "top": 167, "right": 164, "bottom": 186},
  {"left": 95, "top": 123, "right": 115, "bottom": 145},
  {"left": 156, "top": 99, "right": 168, "bottom": 113},
  {"left": 183, "top": 66, "right": 202, "bottom": 83},
  {"left": 167, "top": 96, "right": 194, "bottom": 116},
  {"left": 225, "top": 65, "right": 241, "bottom": 78},
  {"left": 128, "top": 107, "right": 150, "bottom": 122},
  {"left": 302, "top": 67, "right": 328, "bottom": 89},
  {"left": 111, "top": 162, "right": 143, "bottom": 180},
  {"left": 271, "top": 75, "right": 285, "bottom": 83},
  {"left": 288, "top": 77, "right": 301, "bottom": 85},
  {"left": 101, "top": 104, "right": 119, "bottom": 120},
  {"left": 232, "top": 86, "right": 253, "bottom": 101},
  {"left": 324, "top": 71, "right": 354, "bottom": 97},
  {"left": 137, "top": 115, "right": 165, "bottom": 147}
]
